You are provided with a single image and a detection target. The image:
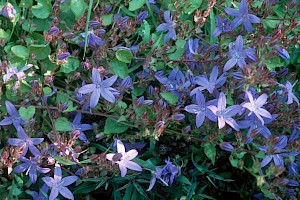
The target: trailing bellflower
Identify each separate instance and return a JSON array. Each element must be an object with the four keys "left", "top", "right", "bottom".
[
  {"left": 184, "top": 90, "right": 217, "bottom": 127},
  {"left": 78, "top": 68, "right": 119, "bottom": 108},
  {"left": 106, "top": 139, "right": 142, "bottom": 177},
  {"left": 70, "top": 112, "right": 92, "bottom": 144},
  {"left": 8, "top": 126, "right": 43, "bottom": 156},
  {"left": 212, "top": 15, "right": 232, "bottom": 38},
  {"left": 191, "top": 66, "right": 226, "bottom": 95},
  {"left": 278, "top": 81, "right": 299, "bottom": 107},
  {"left": 207, "top": 92, "right": 241, "bottom": 131},
  {"left": 14, "top": 156, "right": 50, "bottom": 183},
  {"left": 0, "top": 101, "right": 26, "bottom": 128},
  {"left": 42, "top": 163, "right": 78, "bottom": 200},
  {"left": 156, "top": 10, "right": 176, "bottom": 43},
  {"left": 224, "top": 35, "right": 257, "bottom": 71},
  {"left": 3, "top": 64, "right": 32, "bottom": 83},
  {"left": 225, "top": 0, "right": 261, "bottom": 32},
  {"left": 242, "top": 91, "right": 272, "bottom": 125}
]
